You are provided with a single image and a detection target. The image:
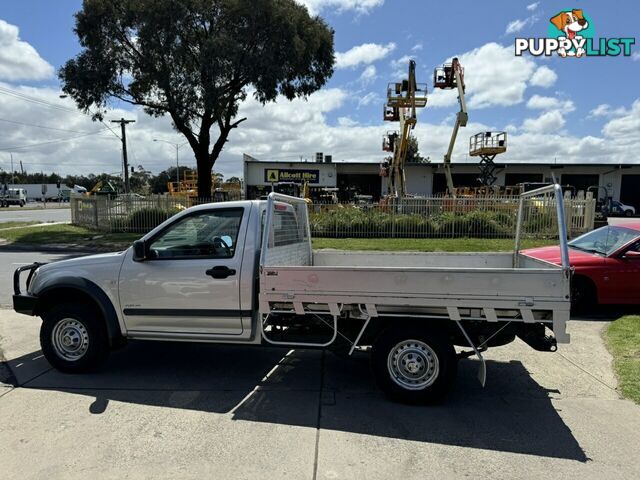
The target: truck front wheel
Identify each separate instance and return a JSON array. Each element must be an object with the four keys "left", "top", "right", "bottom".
[
  {"left": 40, "top": 304, "right": 110, "bottom": 373},
  {"left": 371, "top": 327, "right": 457, "bottom": 404}
]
